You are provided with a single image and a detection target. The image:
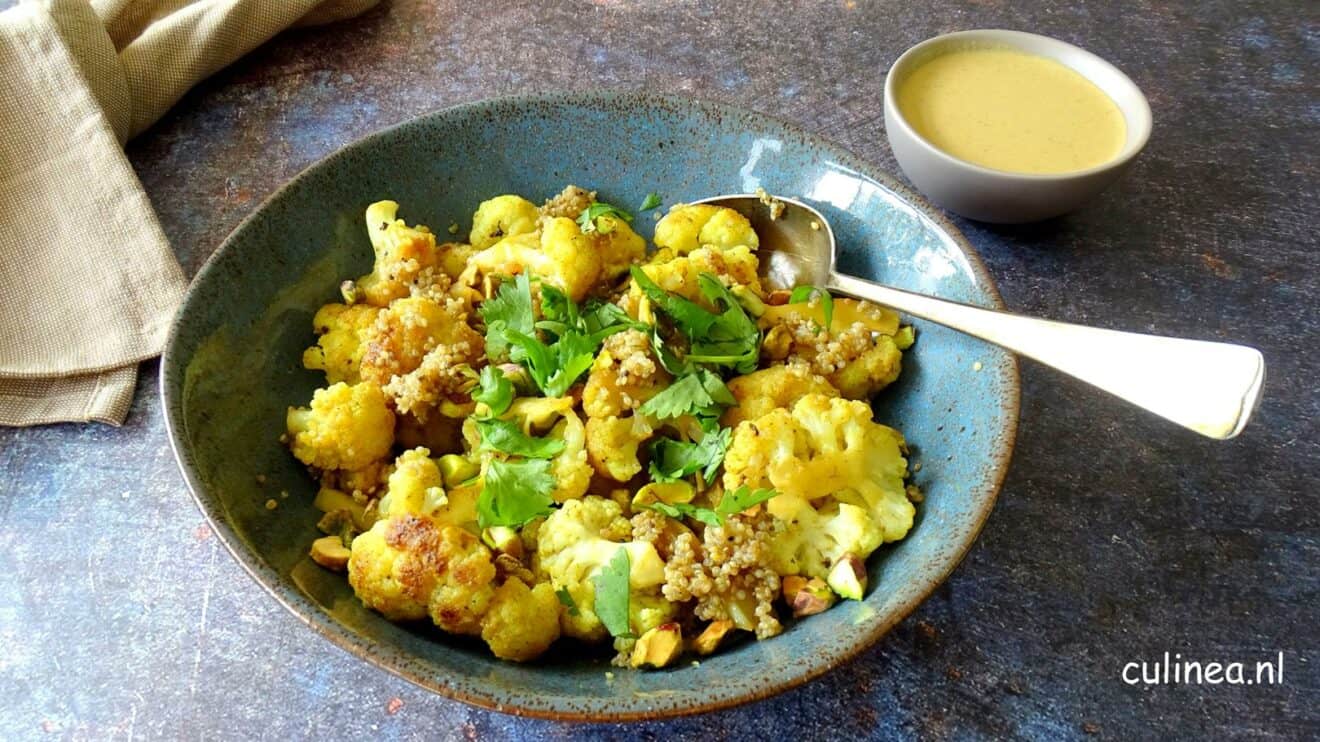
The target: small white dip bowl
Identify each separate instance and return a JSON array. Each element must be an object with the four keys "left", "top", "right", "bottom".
[{"left": 884, "top": 29, "right": 1152, "bottom": 224}]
